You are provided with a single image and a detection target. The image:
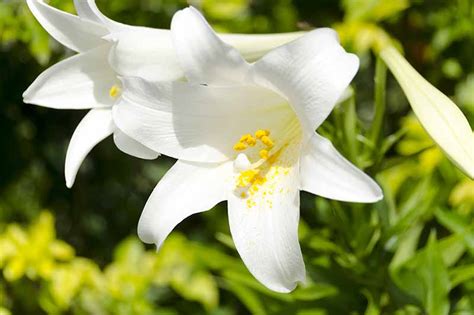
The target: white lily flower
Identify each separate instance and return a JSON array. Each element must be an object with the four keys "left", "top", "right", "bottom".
[
  {"left": 114, "top": 7, "right": 383, "bottom": 293},
  {"left": 23, "top": 0, "right": 304, "bottom": 188}
]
